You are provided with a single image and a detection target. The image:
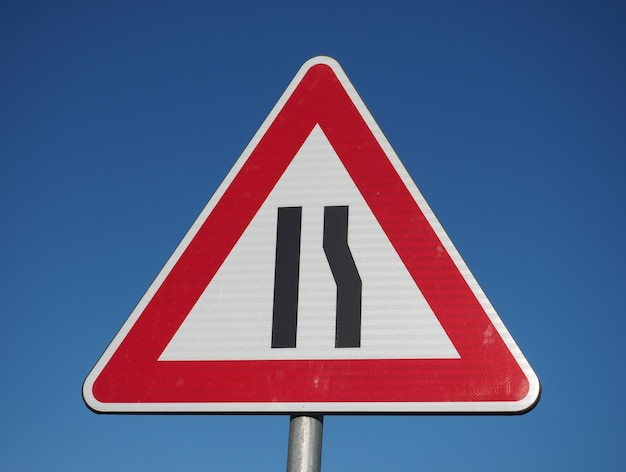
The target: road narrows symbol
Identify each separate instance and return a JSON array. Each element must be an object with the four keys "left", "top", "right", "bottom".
[{"left": 271, "top": 205, "right": 363, "bottom": 349}]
